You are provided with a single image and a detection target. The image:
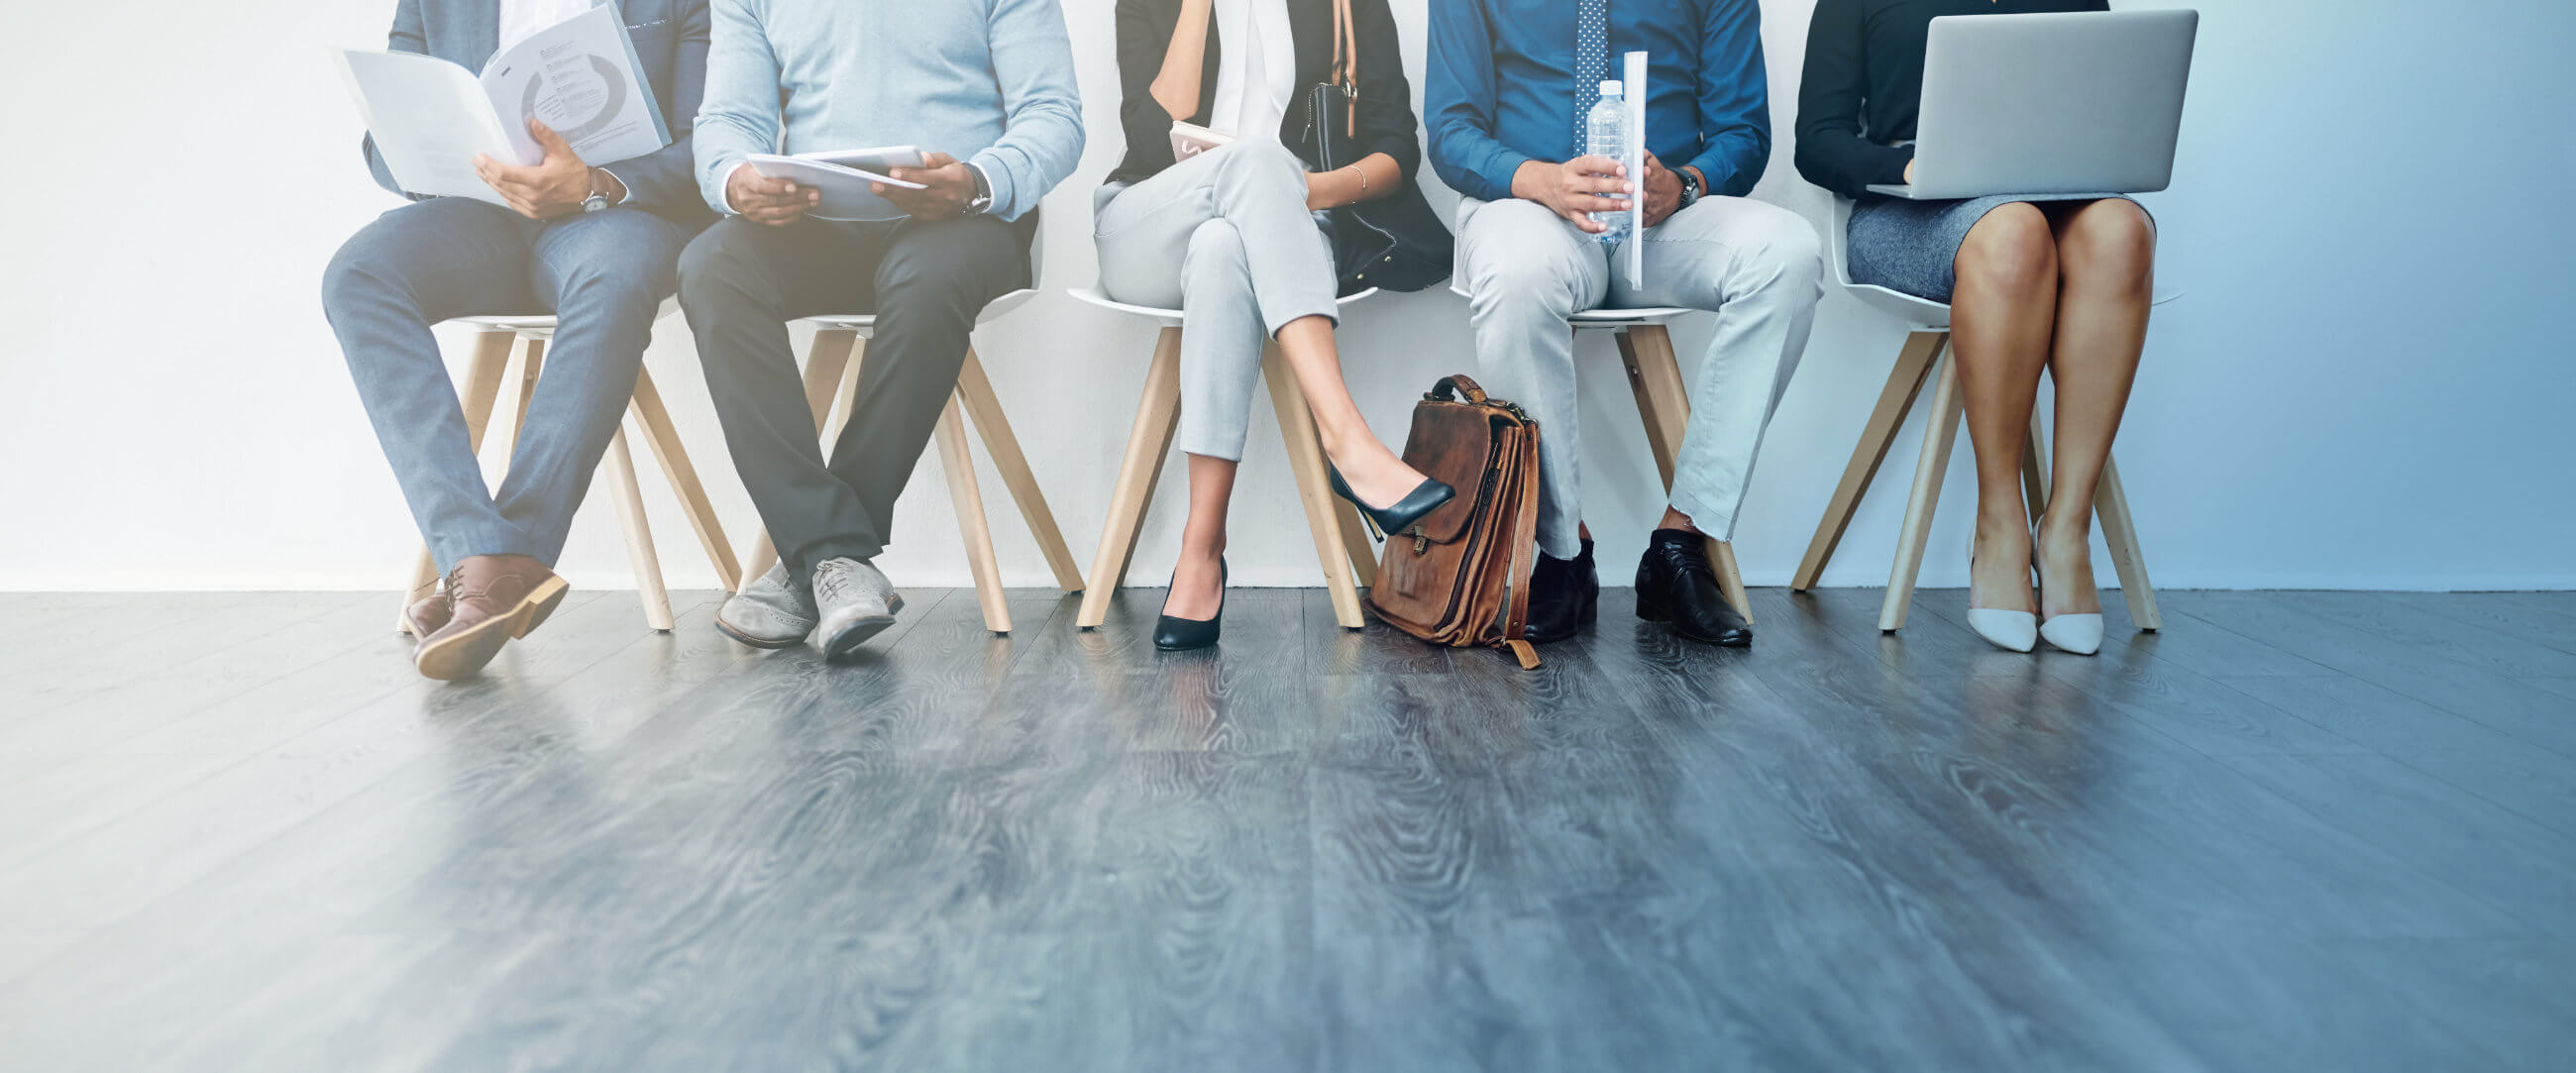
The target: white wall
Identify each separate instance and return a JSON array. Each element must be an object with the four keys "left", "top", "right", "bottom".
[{"left": 1, "top": 0, "right": 2568, "bottom": 592}]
